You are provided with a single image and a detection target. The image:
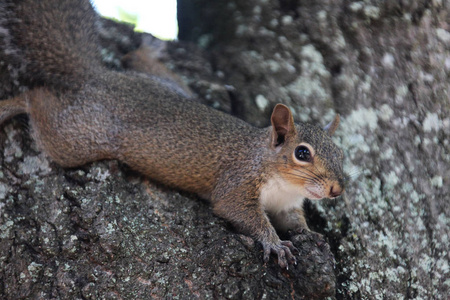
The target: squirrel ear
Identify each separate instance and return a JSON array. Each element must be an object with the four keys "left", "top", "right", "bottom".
[
  {"left": 270, "top": 104, "right": 296, "bottom": 147},
  {"left": 324, "top": 114, "right": 340, "bottom": 136}
]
